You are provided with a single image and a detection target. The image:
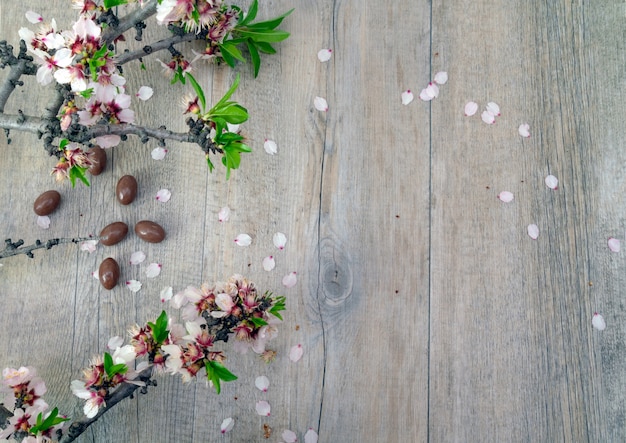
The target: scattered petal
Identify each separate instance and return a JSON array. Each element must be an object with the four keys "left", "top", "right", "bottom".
[
  {"left": 464, "top": 101, "right": 478, "bottom": 116},
  {"left": 273, "top": 232, "right": 287, "bottom": 250},
  {"left": 37, "top": 215, "right": 50, "bottom": 229},
  {"left": 481, "top": 110, "right": 496, "bottom": 124},
  {"left": 433, "top": 71, "right": 448, "bottom": 85},
  {"left": 282, "top": 430, "right": 298, "bottom": 443},
  {"left": 220, "top": 417, "right": 235, "bottom": 434},
  {"left": 255, "top": 400, "right": 271, "bottom": 416},
  {"left": 160, "top": 286, "right": 173, "bottom": 303},
  {"left": 92, "top": 270, "right": 99, "bottom": 280},
  {"left": 608, "top": 237, "right": 620, "bottom": 253},
  {"left": 264, "top": 139, "right": 278, "bottom": 155},
  {"left": 592, "top": 313, "right": 606, "bottom": 331},
  {"left": 156, "top": 189, "right": 171, "bottom": 203},
  {"left": 130, "top": 251, "right": 146, "bottom": 265},
  {"left": 96, "top": 134, "right": 121, "bottom": 149},
  {"left": 545, "top": 175, "right": 558, "bottom": 190},
  {"left": 418, "top": 88, "right": 434, "bottom": 101},
  {"left": 304, "top": 429, "right": 319, "bottom": 443},
  {"left": 486, "top": 101, "right": 501, "bottom": 116},
  {"left": 262, "top": 256, "right": 276, "bottom": 272},
  {"left": 527, "top": 224, "right": 539, "bottom": 240},
  {"left": 282, "top": 271, "right": 297, "bottom": 288},
  {"left": 135, "top": 86, "right": 153, "bottom": 100},
  {"left": 146, "top": 263, "right": 162, "bottom": 278},
  {"left": 317, "top": 48, "right": 332, "bottom": 62},
  {"left": 80, "top": 240, "right": 98, "bottom": 253},
  {"left": 151, "top": 147, "right": 168, "bottom": 160},
  {"left": 289, "top": 344, "right": 303, "bottom": 362},
  {"left": 107, "top": 336, "right": 124, "bottom": 350},
  {"left": 234, "top": 234, "right": 252, "bottom": 246},
  {"left": 425, "top": 82, "right": 439, "bottom": 98},
  {"left": 218, "top": 206, "right": 230, "bottom": 223},
  {"left": 401, "top": 90, "right": 414, "bottom": 105},
  {"left": 255, "top": 375, "right": 270, "bottom": 392},
  {"left": 497, "top": 191, "right": 514, "bottom": 203},
  {"left": 314, "top": 96, "right": 328, "bottom": 112},
  {"left": 518, "top": 123, "right": 531, "bottom": 138},
  {"left": 25, "top": 11, "right": 43, "bottom": 23},
  {"left": 126, "top": 280, "right": 142, "bottom": 293}
]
